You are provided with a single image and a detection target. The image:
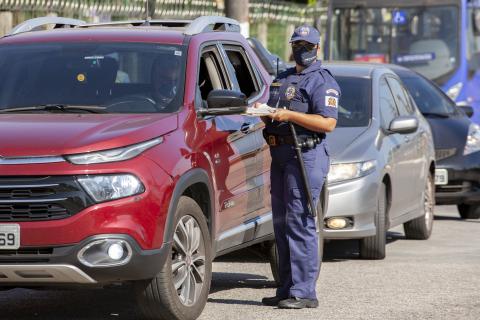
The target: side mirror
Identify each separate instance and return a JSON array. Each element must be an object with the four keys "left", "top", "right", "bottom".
[
  {"left": 389, "top": 116, "right": 419, "bottom": 134},
  {"left": 457, "top": 103, "right": 474, "bottom": 118},
  {"left": 197, "top": 90, "right": 247, "bottom": 117}
]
